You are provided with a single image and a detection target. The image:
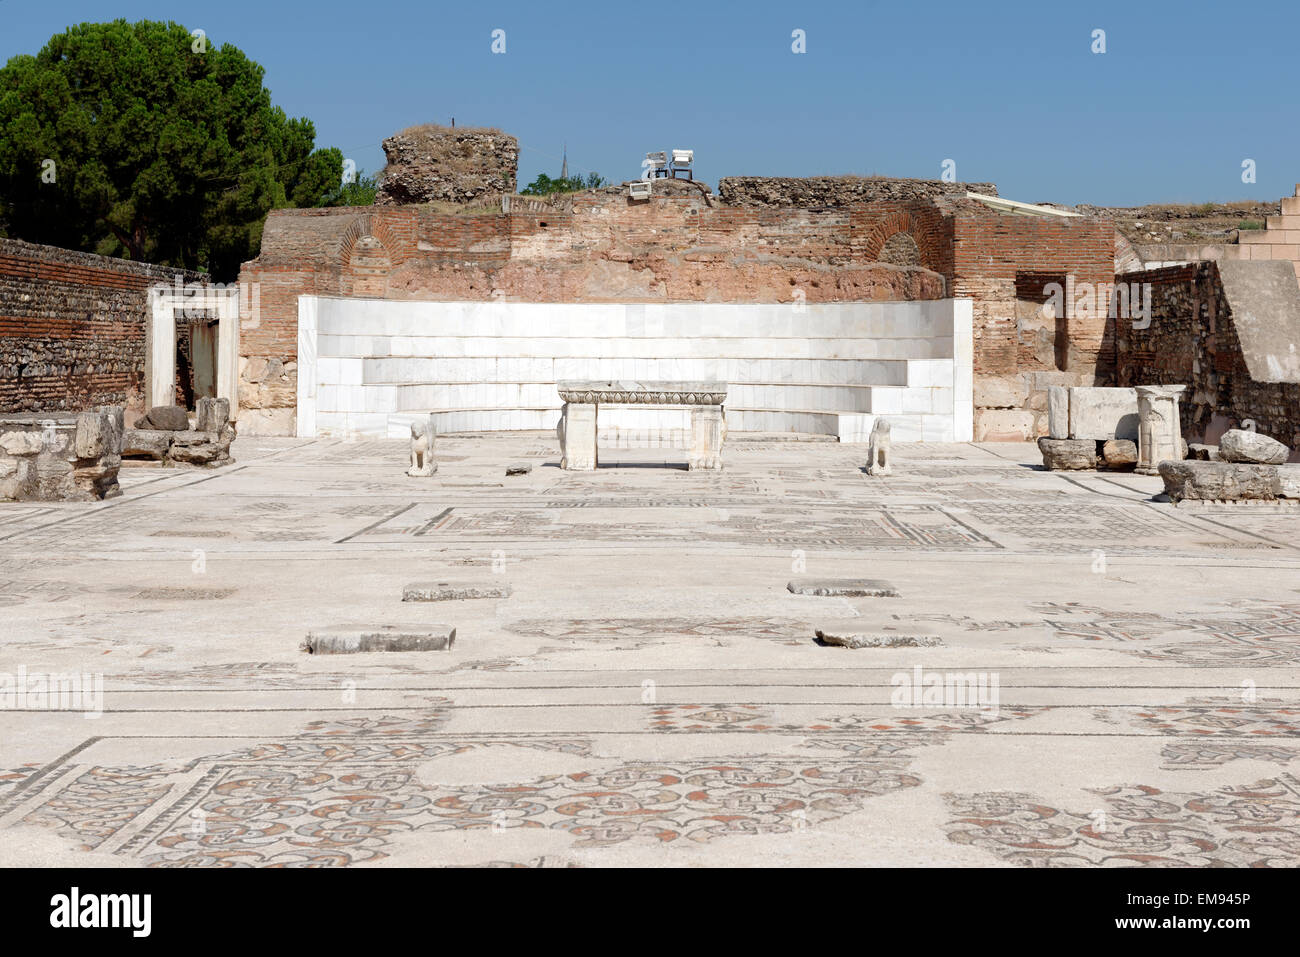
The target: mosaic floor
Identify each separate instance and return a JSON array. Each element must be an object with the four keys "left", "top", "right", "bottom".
[{"left": 1, "top": 433, "right": 1298, "bottom": 867}]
